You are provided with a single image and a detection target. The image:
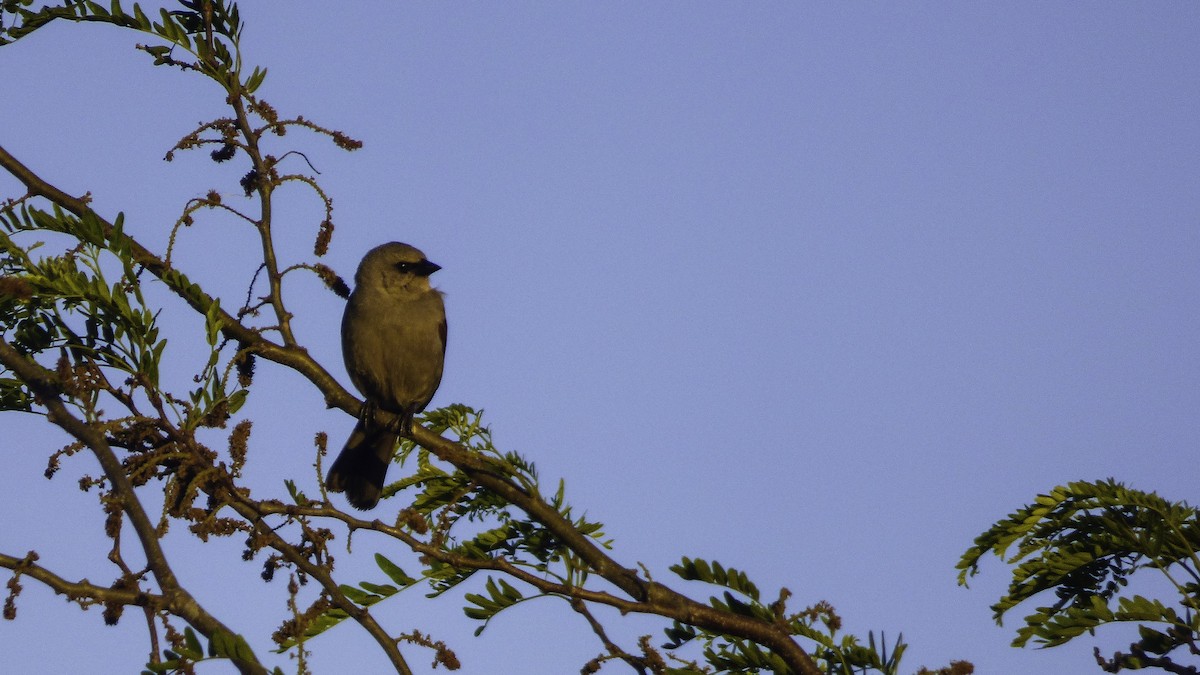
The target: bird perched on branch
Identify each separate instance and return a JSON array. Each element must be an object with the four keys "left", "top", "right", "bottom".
[{"left": 326, "top": 242, "right": 446, "bottom": 510}]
